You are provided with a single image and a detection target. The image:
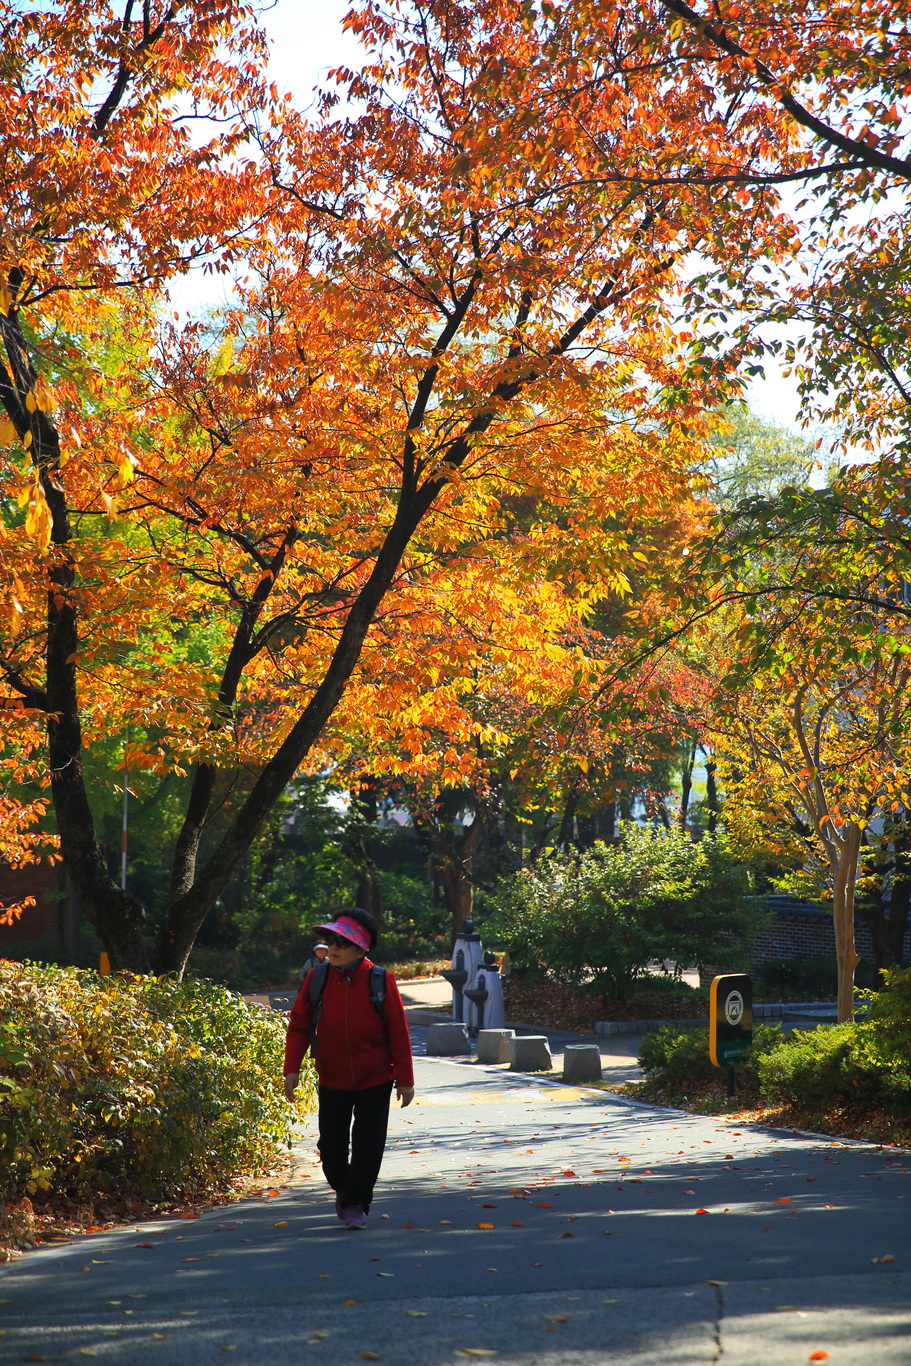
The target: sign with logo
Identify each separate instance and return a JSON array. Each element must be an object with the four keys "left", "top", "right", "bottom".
[{"left": 709, "top": 974, "right": 753, "bottom": 1067}]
